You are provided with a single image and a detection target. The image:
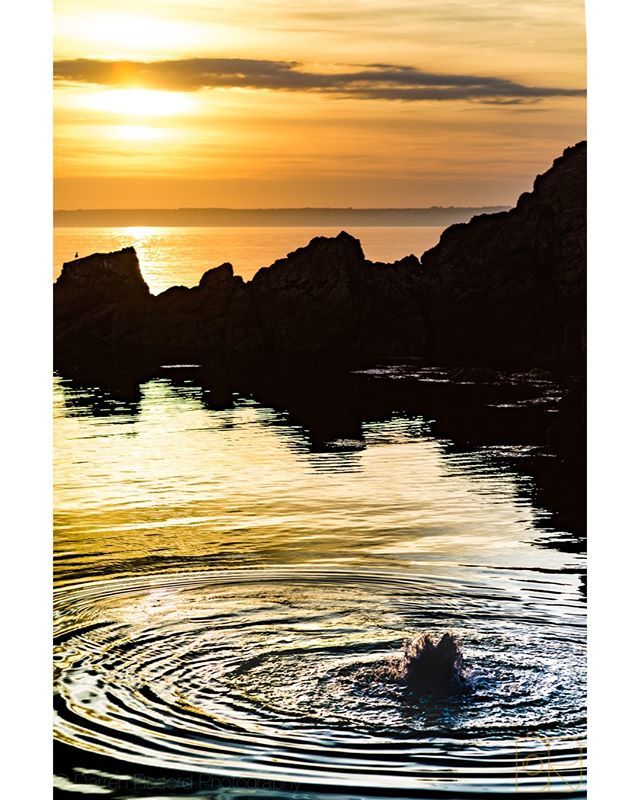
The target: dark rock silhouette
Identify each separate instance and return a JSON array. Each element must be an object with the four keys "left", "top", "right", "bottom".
[
  {"left": 250, "top": 233, "right": 426, "bottom": 357},
  {"left": 400, "top": 632, "right": 467, "bottom": 693},
  {"left": 421, "top": 141, "right": 585, "bottom": 364},
  {"left": 54, "top": 142, "right": 585, "bottom": 366},
  {"left": 54, "top": 247, "right": 151, "bottom": 347}
]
